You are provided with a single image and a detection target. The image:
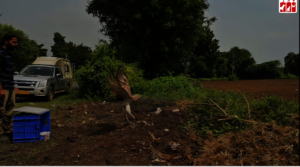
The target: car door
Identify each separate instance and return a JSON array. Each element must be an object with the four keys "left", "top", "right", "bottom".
[{"left": 55, "top": 67, "right": 65, "bottom": 91}]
